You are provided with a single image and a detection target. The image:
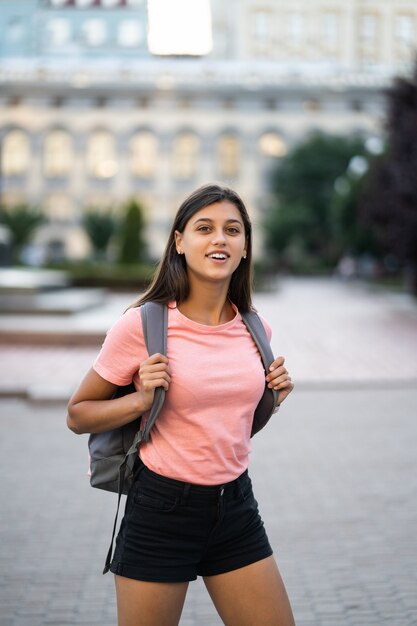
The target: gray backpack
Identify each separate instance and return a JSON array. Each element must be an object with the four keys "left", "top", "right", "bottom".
[{"left": 88, "top": 301, "right": 279, "bottom": 573}]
